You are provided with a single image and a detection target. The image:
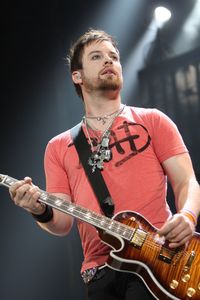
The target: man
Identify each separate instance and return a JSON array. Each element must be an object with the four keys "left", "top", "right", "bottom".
[{"left": 9, "top": 29, "right": 200, "bottom": 299}]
